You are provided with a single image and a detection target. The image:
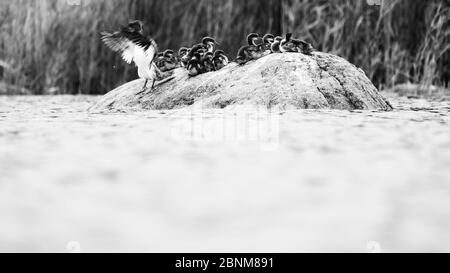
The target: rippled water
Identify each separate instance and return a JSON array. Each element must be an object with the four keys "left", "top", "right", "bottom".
[{"left": 0, "top": 94, "right": 449, "bottom": 252}]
